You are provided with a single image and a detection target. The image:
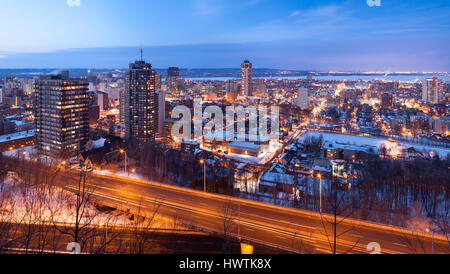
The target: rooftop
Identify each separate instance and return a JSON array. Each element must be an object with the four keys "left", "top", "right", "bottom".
[
  {"left": 0, "top": 130, "right": 35, "bottom": 143},
  {"left": 228, "top": 141, "right": 261, "bottom": 151}
]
